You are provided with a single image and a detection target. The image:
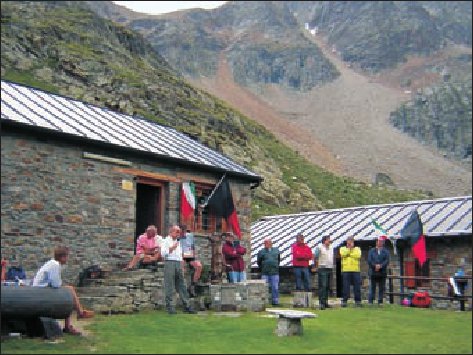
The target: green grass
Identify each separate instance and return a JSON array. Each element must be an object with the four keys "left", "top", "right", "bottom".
[{"left": 1, "top": 304, "right": 471, "bottom": 354}]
